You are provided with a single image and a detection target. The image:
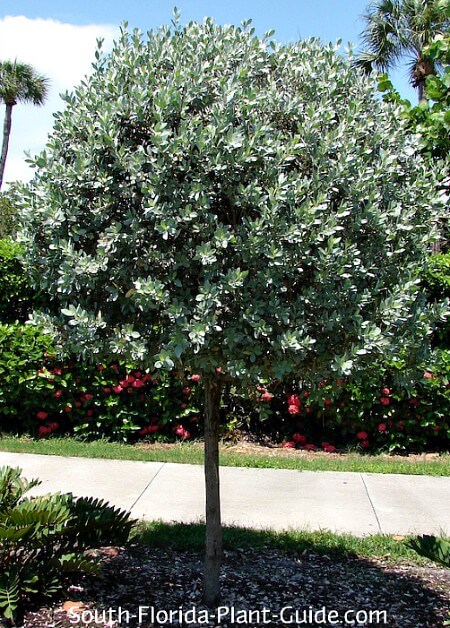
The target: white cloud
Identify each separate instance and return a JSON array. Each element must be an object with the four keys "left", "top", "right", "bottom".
[{"left": 0, "top": 15, "right": 118, "bottom": 186}]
